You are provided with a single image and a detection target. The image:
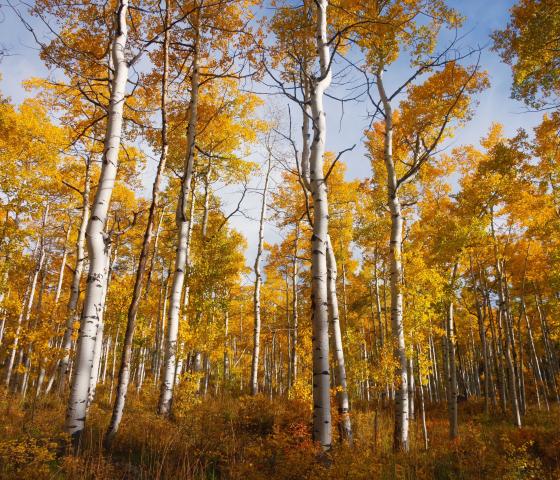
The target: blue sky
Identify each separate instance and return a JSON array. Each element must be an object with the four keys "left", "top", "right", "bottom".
[{"left": 0, "top": 0, "right": 544, "bottom": 267}]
